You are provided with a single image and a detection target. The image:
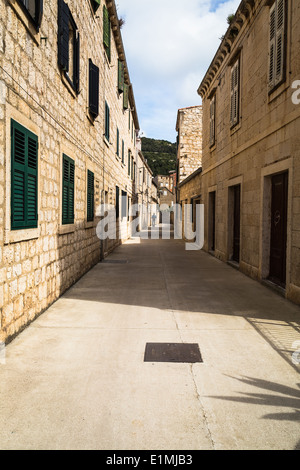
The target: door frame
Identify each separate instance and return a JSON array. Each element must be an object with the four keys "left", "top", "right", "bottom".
[
  {"left": 260, "top": 158, "right": 293, "bottom": 290},
  {"left": 226, "top": 176, "right": 243, "bottom": 263}
]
